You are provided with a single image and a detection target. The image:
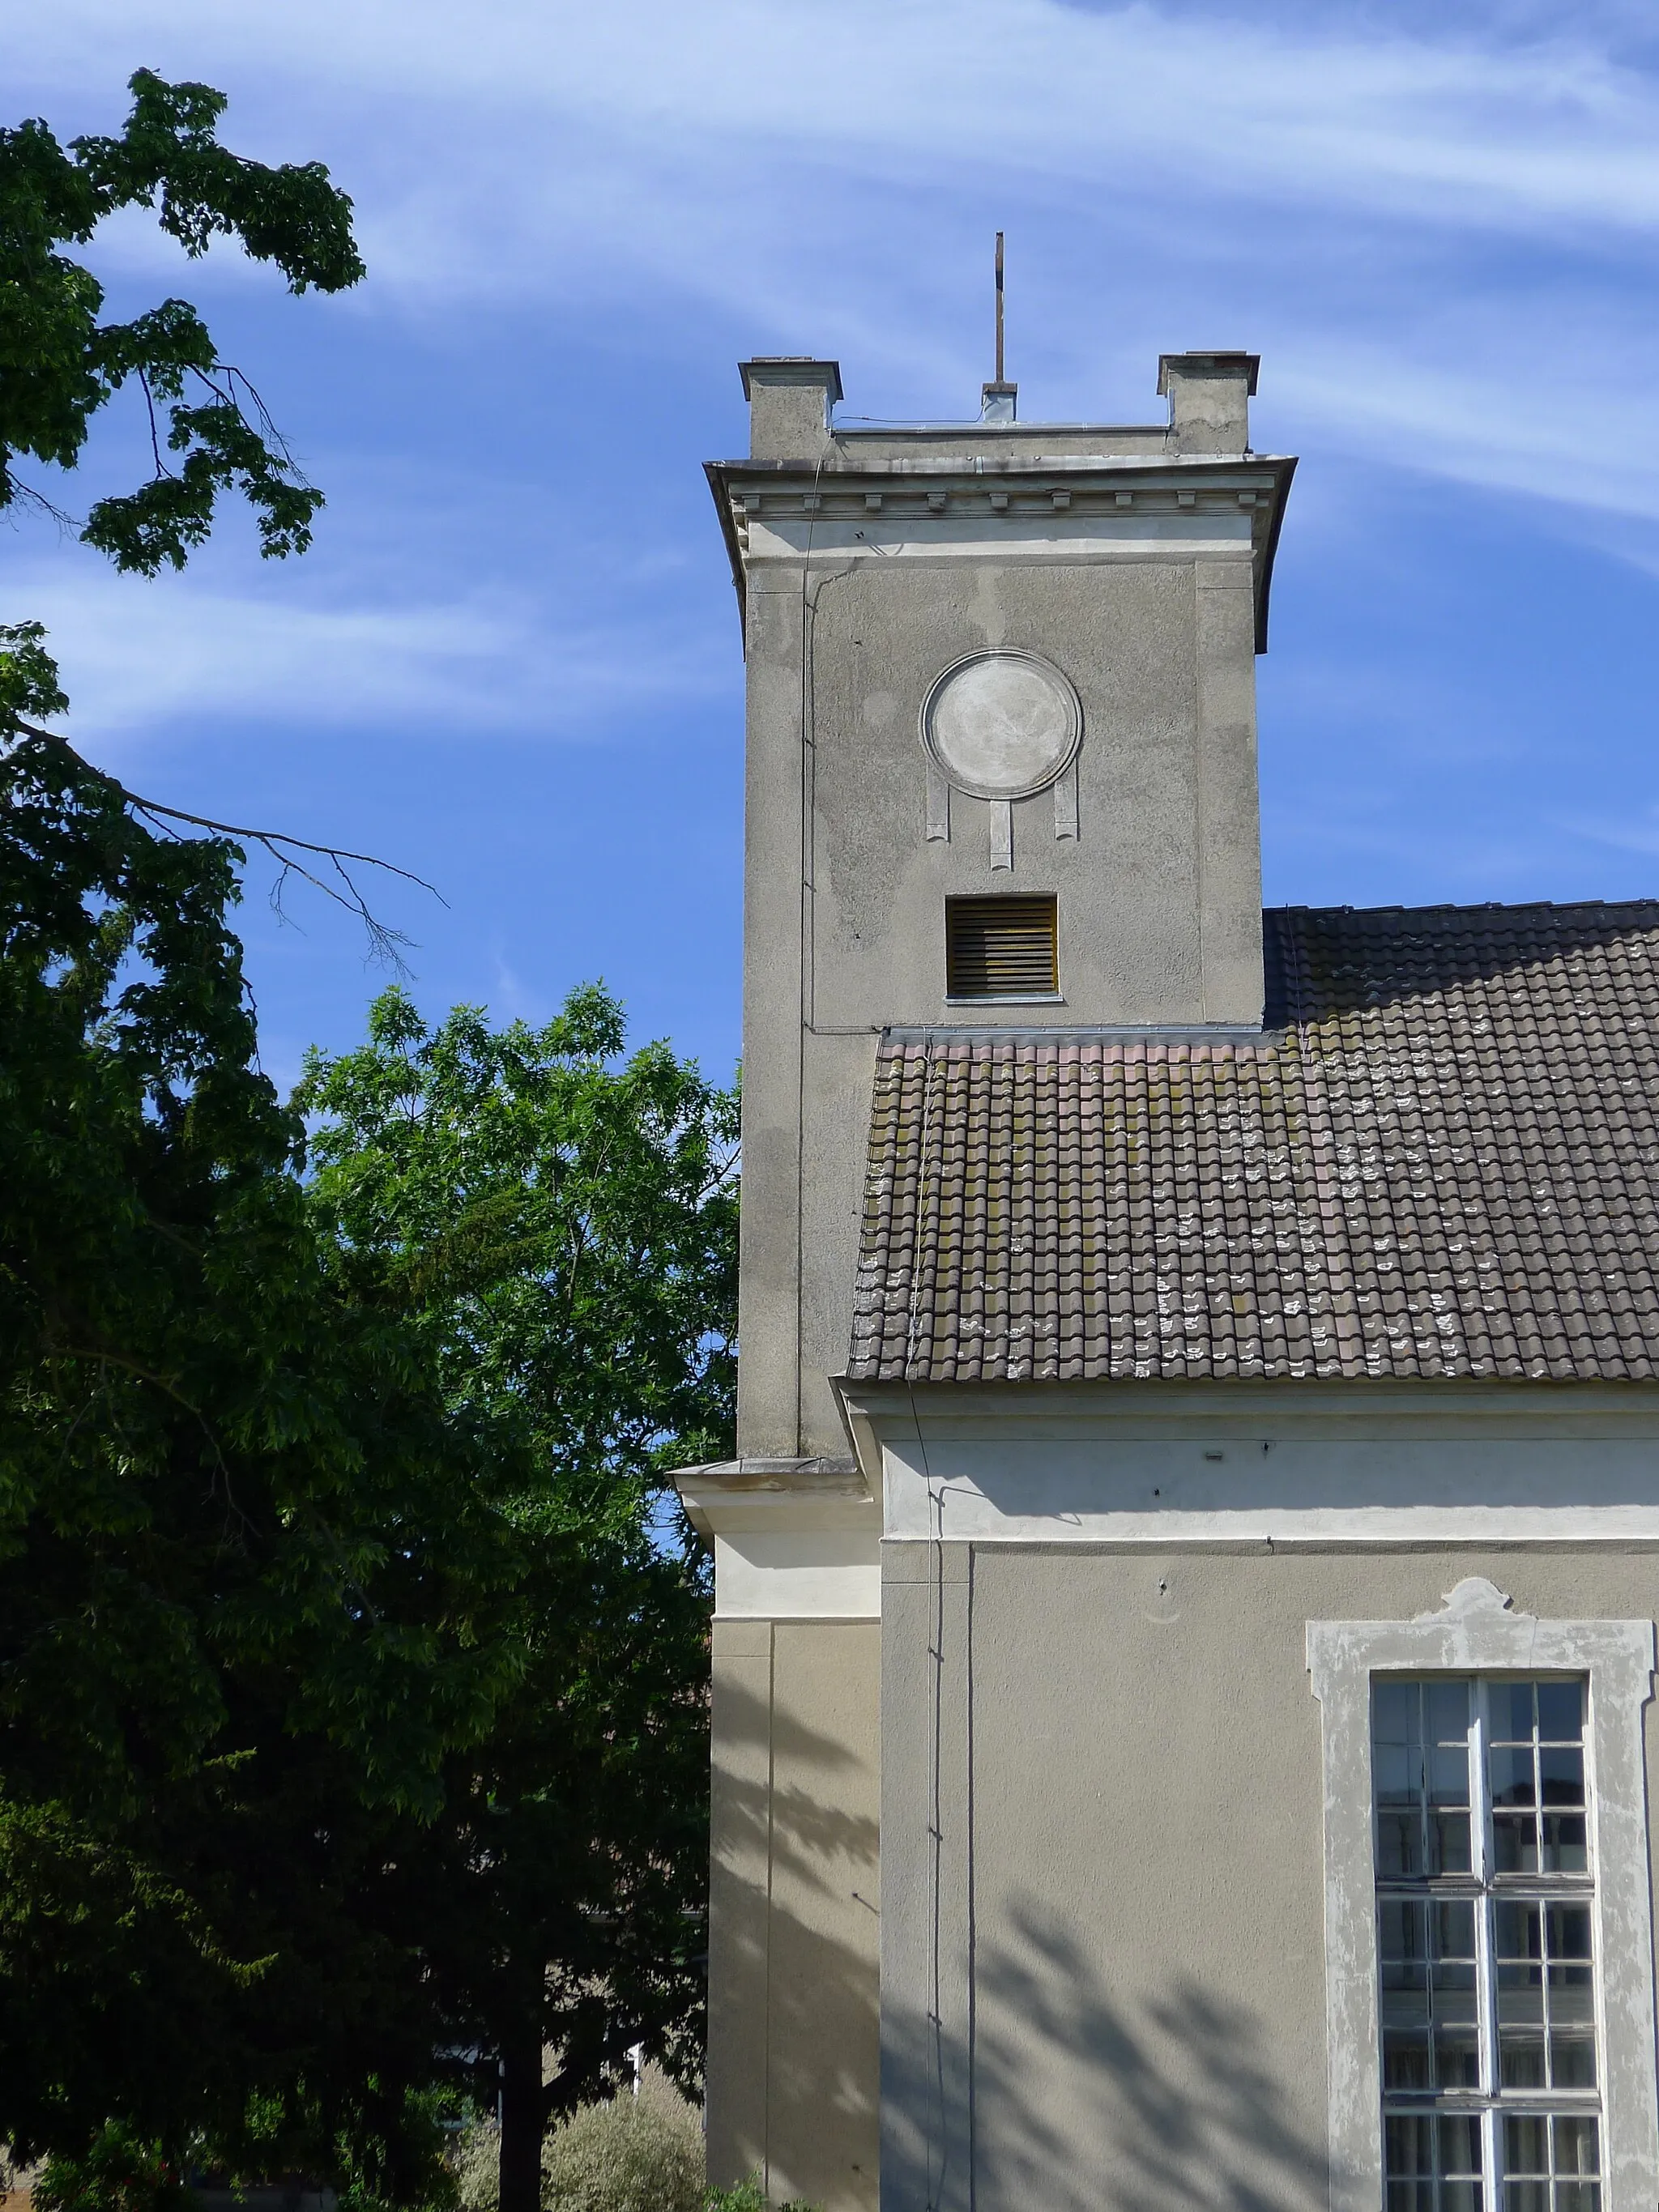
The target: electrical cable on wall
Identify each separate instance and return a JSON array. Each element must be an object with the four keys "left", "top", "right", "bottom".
[{"left": 929, "top": 1472, "right": 949, "bottom": 2212}]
